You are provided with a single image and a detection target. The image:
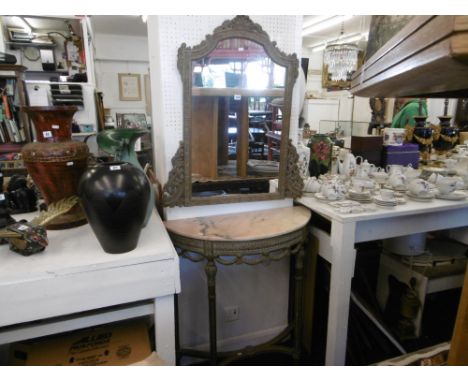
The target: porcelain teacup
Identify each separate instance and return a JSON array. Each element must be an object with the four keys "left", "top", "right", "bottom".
[
  {"left": 388, "top": 173, "right": 406, "bottom": 189},
  {"left": 428, "top": 172, "right": 442, "bottom": 184},
  {"left": 386, "top": 165, "right": 404, "bottom": 176},
  {"left": 371, "top": 169, "right": 389, "bottom": 184},
  {"left": 408, "top": 179, "right": 431, "bottom": 196},
  {"left": 352, "top": 177, "right": 374, "bottom": 189},
  {"left": 436, "top": 177, "right": 457, "bottom": 195},
  {"left": 351, "top": 184, "right": 365, "bottom": 193},
  {"left": 404, "top": 167, "right": 421, "bottom": 181},
  {"left": 380, "top": 189, "right": 395, "bottom": 201}
]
